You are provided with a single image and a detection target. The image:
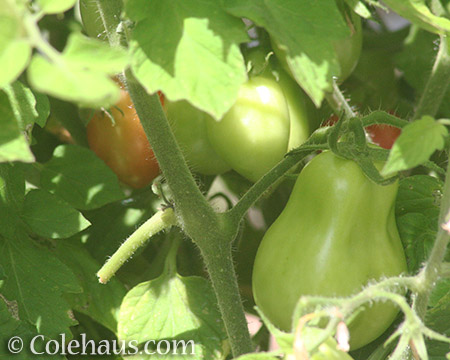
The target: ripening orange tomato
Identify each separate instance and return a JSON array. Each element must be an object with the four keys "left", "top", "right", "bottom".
[{"left": 86, "top": 82, "right": 161, "bottom": 188}]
